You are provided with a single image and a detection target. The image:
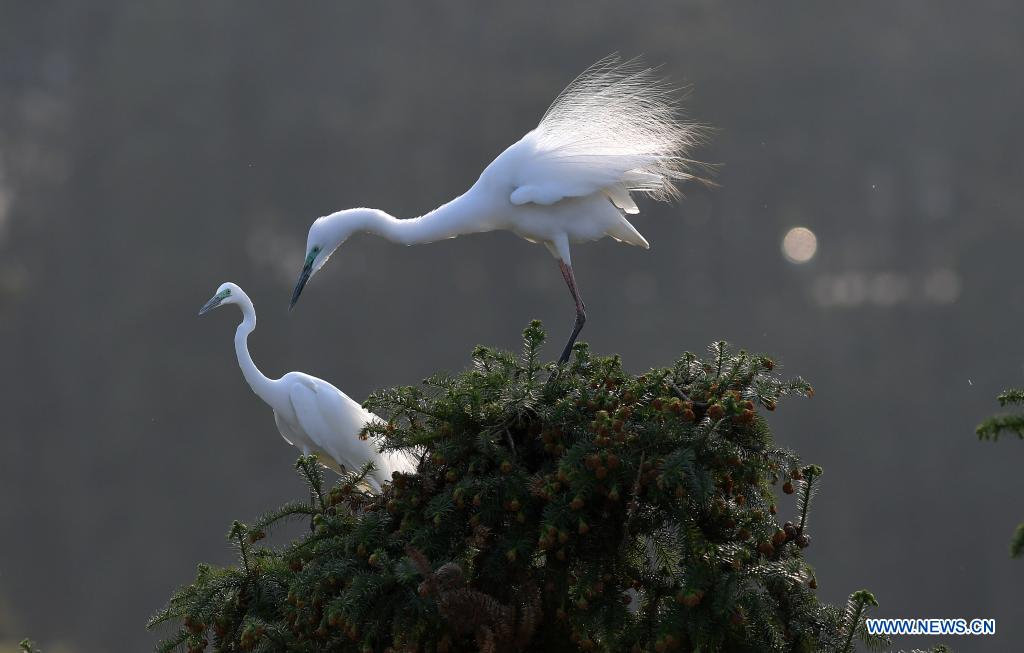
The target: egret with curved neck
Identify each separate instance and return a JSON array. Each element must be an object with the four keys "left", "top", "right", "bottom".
[
  {"left": 199, "top": 282, "right": 414, "bottom": 491},
  {"left": 290, "top": 55, "right": 709, "bottom": 364}
]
